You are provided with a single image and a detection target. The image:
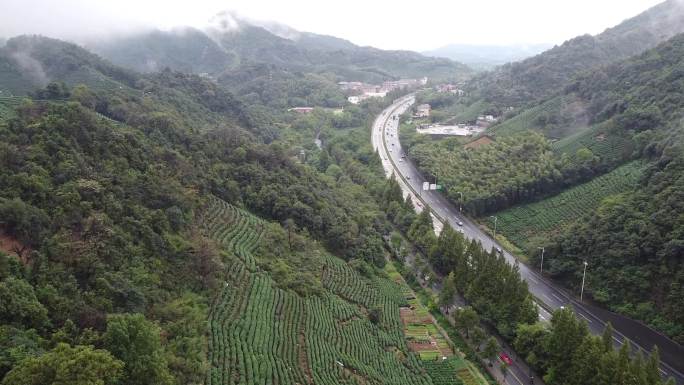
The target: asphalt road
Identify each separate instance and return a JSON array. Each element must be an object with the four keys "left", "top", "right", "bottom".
[{"left": 372, "top": 95, "right": 684, "bottom": 385}]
